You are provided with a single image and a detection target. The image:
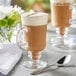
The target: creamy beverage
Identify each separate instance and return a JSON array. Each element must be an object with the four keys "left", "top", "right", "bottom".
[
  {"left": 51, "top": 0, "right": 72, "bottom": 35},
  {"left": 21, "top": 12, "right": 48, "bottom": 60}
]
